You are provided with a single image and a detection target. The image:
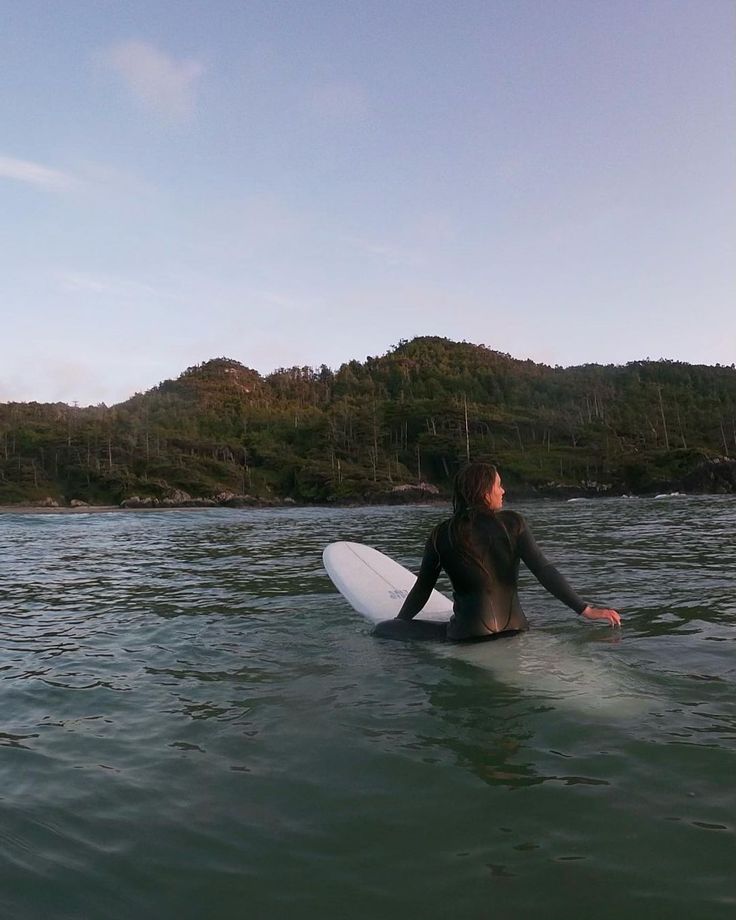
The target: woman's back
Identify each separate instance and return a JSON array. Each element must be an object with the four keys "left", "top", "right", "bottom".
[{"left": 432, "top": 510, "right": 530, "bottom": 639}]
